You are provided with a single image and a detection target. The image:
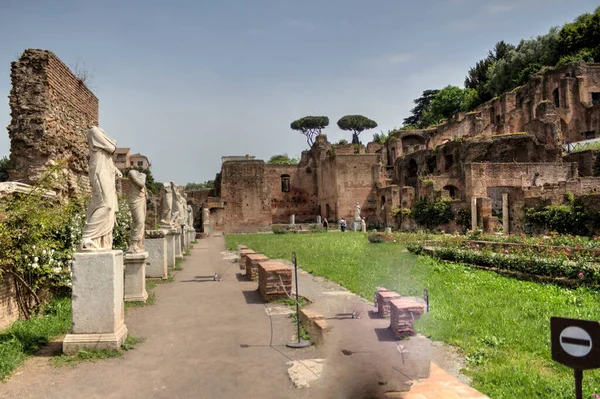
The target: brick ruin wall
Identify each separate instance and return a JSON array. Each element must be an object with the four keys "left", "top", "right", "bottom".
[
  {"left": 8, "top": 49, "right": 98, "bottom": 196},
  {"left": 221, "top": 161, "right": 272, "bottom": 233},
  {"left": 0, "top": 277, "right": 19, "bottom": 330},
  {"left": 265, "top": 164, "right": 318, "bottom": 223}
]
